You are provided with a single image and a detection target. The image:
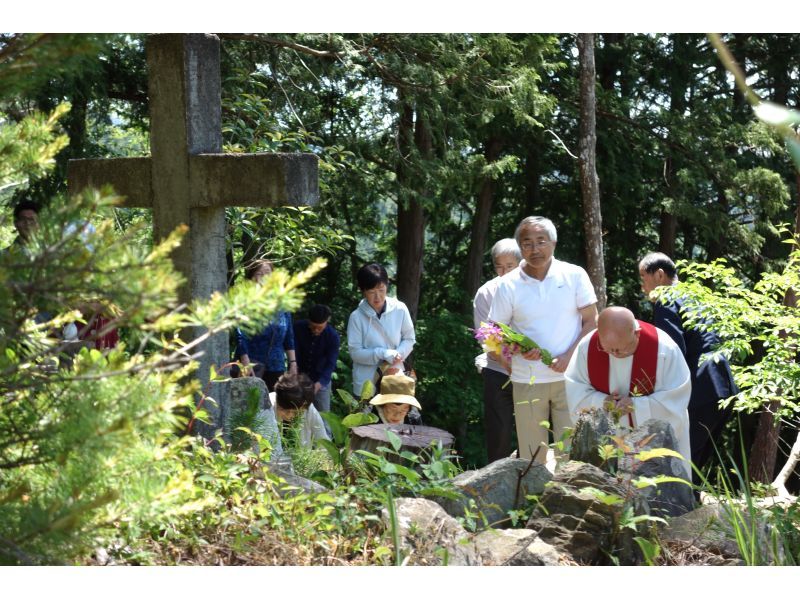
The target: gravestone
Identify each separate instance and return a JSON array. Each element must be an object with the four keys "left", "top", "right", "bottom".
[{"left": 68, "top": 34, "right": 318, "bottom": 437}]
